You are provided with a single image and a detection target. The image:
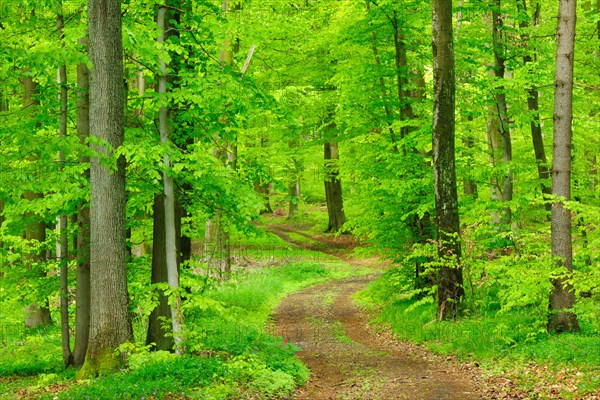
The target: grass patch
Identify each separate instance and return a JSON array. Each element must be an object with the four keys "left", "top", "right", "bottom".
[{"left": 1, "top": 258, "right": 368, "bottom": 399}]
